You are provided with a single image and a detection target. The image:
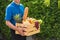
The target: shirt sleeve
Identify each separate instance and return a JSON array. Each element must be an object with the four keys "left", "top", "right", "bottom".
[
  {"left": 22, "top": 5, "right": 24, "bottom": 17},
  {"left": 5, "top": 7, "right": 12, "bottom": 21},
  {"left": 20, "top": 4, "right": 25, "bottom": 17}
]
